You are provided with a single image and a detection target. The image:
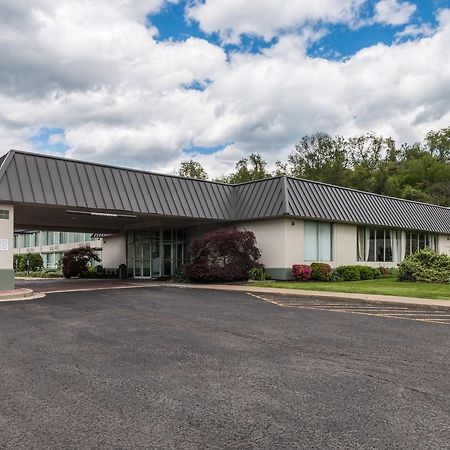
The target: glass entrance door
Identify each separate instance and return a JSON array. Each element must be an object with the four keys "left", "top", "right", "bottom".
[
  {"left": 134, "top": 243, "right": 151, "bottom": 278},
  {"left": 126, "top": 228, "right": 187, "bottom": 279}
]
